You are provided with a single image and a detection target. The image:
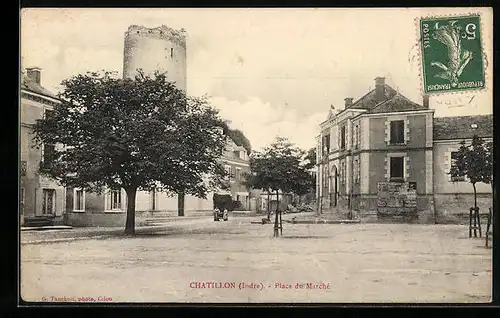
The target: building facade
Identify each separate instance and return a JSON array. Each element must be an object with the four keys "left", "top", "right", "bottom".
[
  {"left": 220, "top": 138, "right": 251, "bottom": 210},
  {"left": 432, "top": 115, "right": 493, "bottom": 223},
  {"left": 20, "top": 67, "right": 66, "bottom": 225},
  {"left": 316, "top": 77, "right": 493, "bottom": 223}
]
